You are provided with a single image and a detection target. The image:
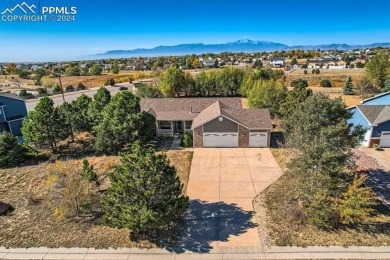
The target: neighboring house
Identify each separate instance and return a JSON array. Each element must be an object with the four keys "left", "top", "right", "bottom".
[
  {"left": 0, "top": 94, "right": 27, "bottom": 136},
  {"left": 140, "top": 98, "right": 273, "bottom": 148},
  {"left": 269, "top": 57, "right": 285, "bottom": 68},
  {"left": 201, "top": 59, "right": 218, "bottom": 68},
  {"left": 348, "top": 92, "right": 390, "bottom": 147}
]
